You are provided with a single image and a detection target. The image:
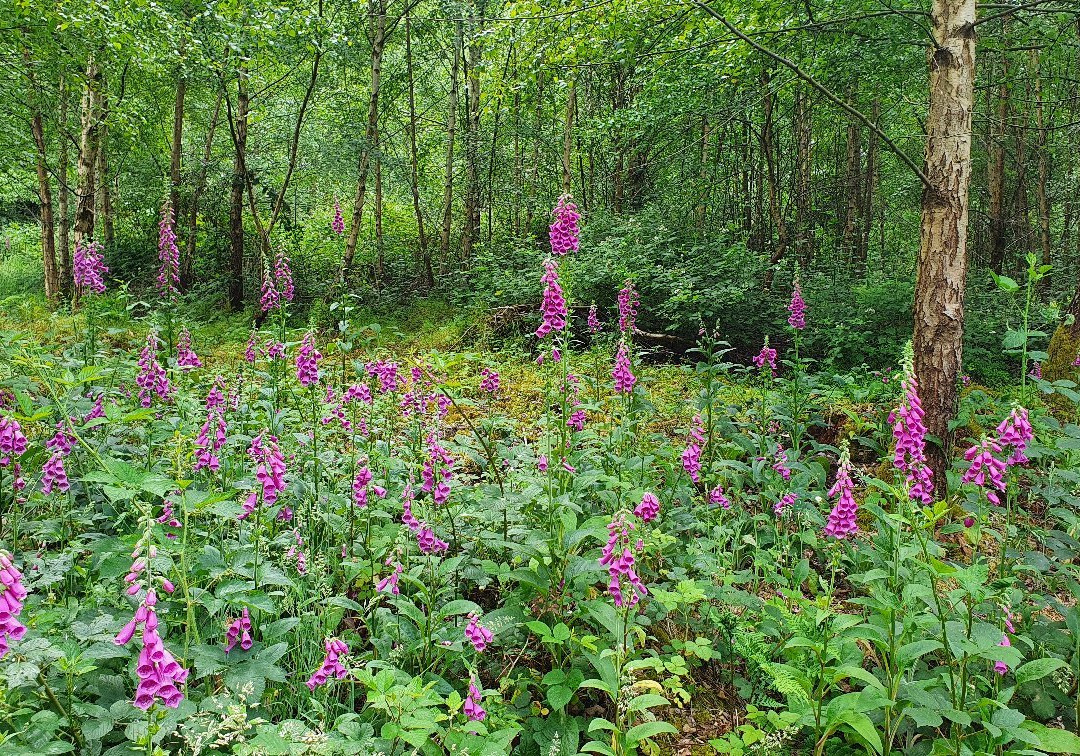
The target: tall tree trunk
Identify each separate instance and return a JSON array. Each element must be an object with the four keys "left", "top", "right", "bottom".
[
  {"left": 841, "top": 92, "right": 862, "bottom": 260},
  {"left": 186, "top": 92, "right": 222, "bottom": 289},
  {"left": 439, "top": 19, "right": 462, "bottom": 262},
  {"left": 695, "top": 115, "right": 710, "bottom": 229},
  {"left": 25, "top": 47, "right": 59, "bottom": 302},
  {"left": 857, "top": 99, "right": 880, "bottom": 274},
  {"left": 57, "top": 75, "right": 71, "bottom": 295},
  {"left": 760, "top": 69, "right": 788, "bottom": 290},
  {"left": 374, "top": 144, "right": 384, "bottom": 284},
  {"left": 172, "top": 69, "right": 187, "bottom": 286},
  {"left": 561, "top": 81, "right": 576, "bottom": 196},
  {"left": 343, "top": 0, "right": 386, "bottom": 278},
  {"left": 913, "top": 0, "right": 976, "bottom": 492},
  {"left": 988, "top": 52, "right": 1009, "bottom": 272},
  {"left": 1030, "top": 49, "right": 1051, "bottom": 270},
  {"left": 794, "top": 86, "right": 812, "bottom": 266},
  {"left": 404, "top": 9, "right": 432, "bottom": 287},
  {"left": 461, "top": 4, "right": 483, "bottom": 263},
  {"left": 228, "top": 67, "right": 249, "bottom": 310},
  {"left": 525, "top": 71, "right": 543, "bottom": 229},
  {"left": 73, "top": 56, "right": 103, "bottom": 250},
  {"left": 96, "top": 87, "right": 114, "bottom": 247},
  {"left": 512, "top": 79, "right": 522, "bottom": 235}
]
